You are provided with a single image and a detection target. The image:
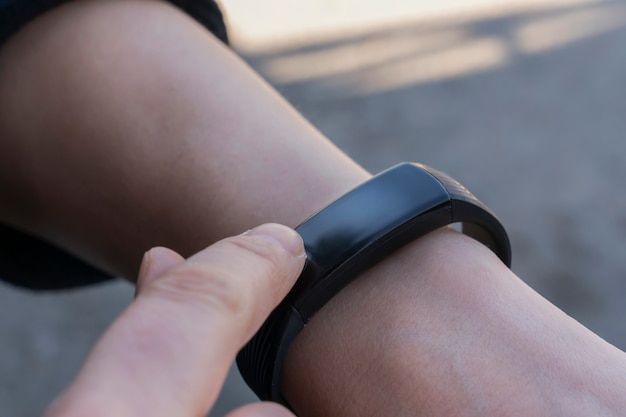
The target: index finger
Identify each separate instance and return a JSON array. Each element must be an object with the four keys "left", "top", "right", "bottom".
[{"left": 46, "top": 223, "right": 305, "bottom": 417}]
